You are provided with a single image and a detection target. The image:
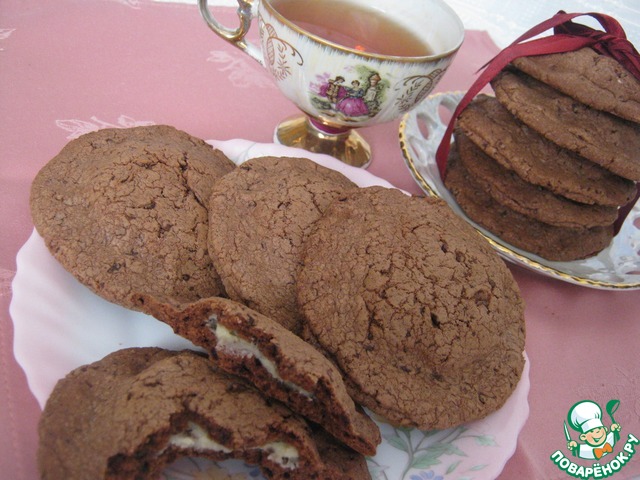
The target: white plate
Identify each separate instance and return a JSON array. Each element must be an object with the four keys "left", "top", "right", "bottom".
[
  {"left": 12, "top": 139, "right": 529, "bottom": 480},
  {"left": 400, "top": 92, "right": 640, "bottom": 290}
]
